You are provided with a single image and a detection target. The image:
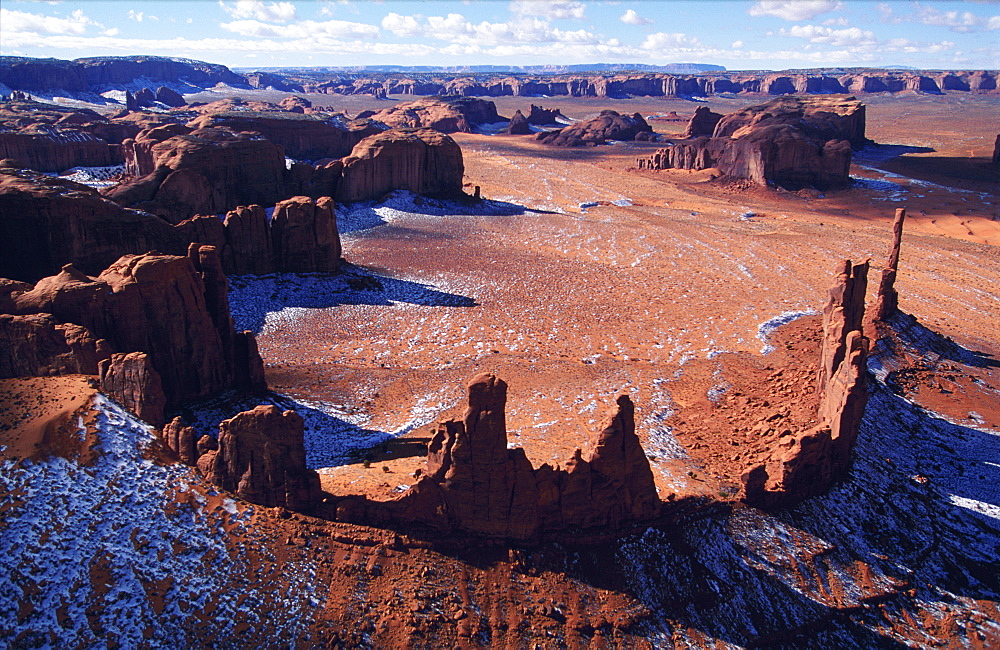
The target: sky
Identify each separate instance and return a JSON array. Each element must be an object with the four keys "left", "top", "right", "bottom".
[{"left": 1, "top": 0, "right": 998, "bottom": 71}]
